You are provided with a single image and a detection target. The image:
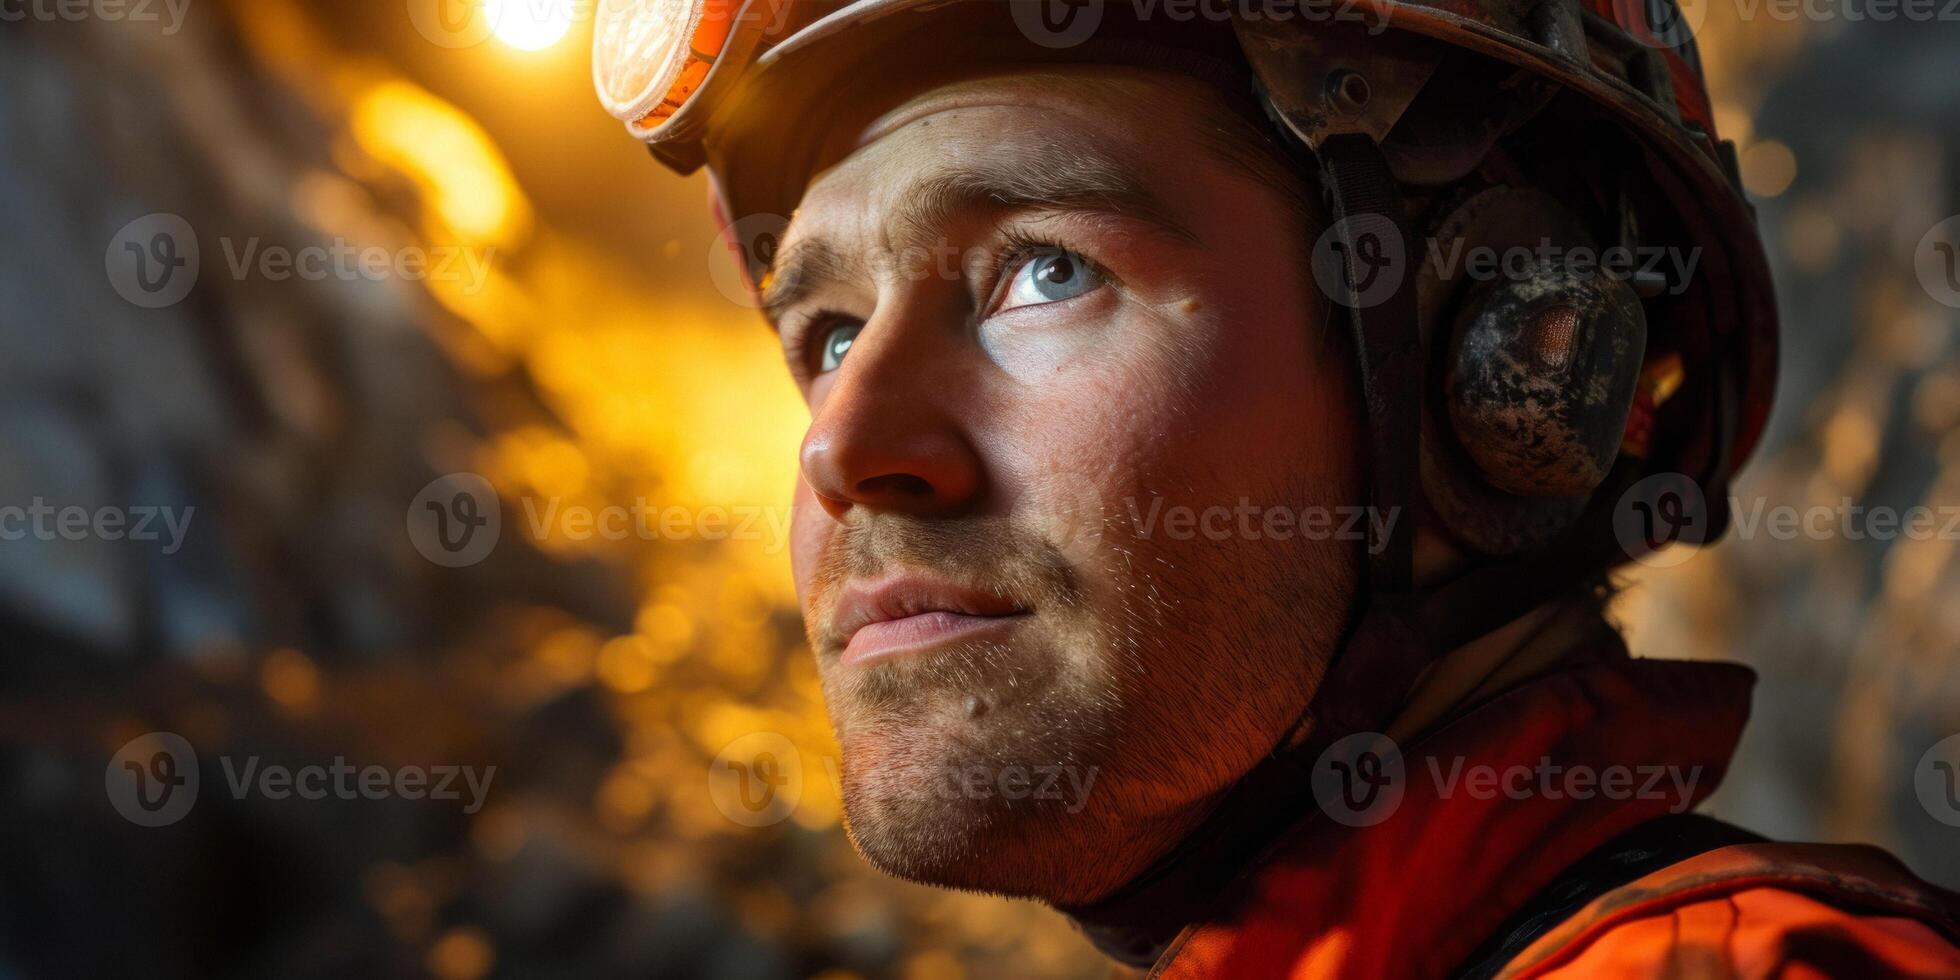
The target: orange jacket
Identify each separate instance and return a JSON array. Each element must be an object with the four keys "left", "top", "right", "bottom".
[{"left": 1144, "top": 658, "right": 1960, "bottom": 979}]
